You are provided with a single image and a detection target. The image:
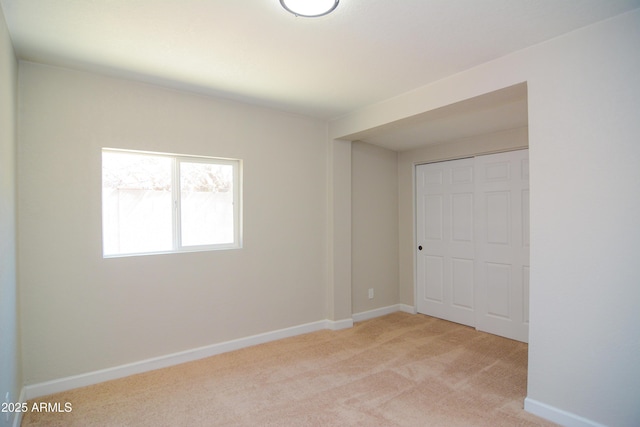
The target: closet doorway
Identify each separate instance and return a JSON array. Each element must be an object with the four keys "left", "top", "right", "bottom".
[{"left": 416, "top": 149, "right": 529, "bottom": 342}]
